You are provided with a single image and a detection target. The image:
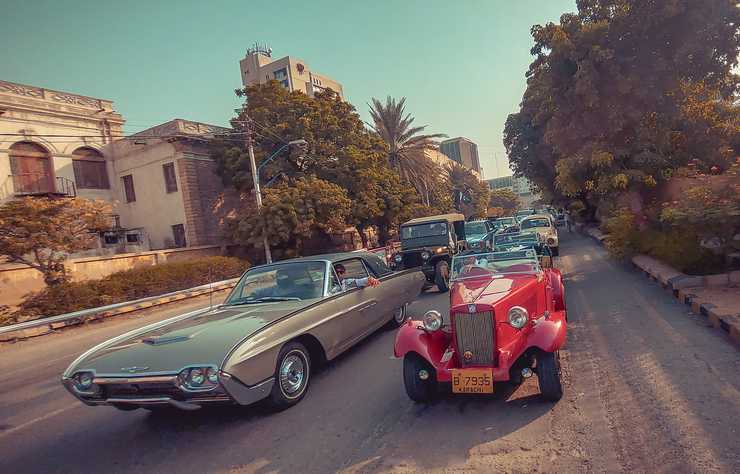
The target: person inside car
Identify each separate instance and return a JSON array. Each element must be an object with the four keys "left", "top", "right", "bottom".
[{"left": 332, "top": 263, "right": 380, "bottom": 293}]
